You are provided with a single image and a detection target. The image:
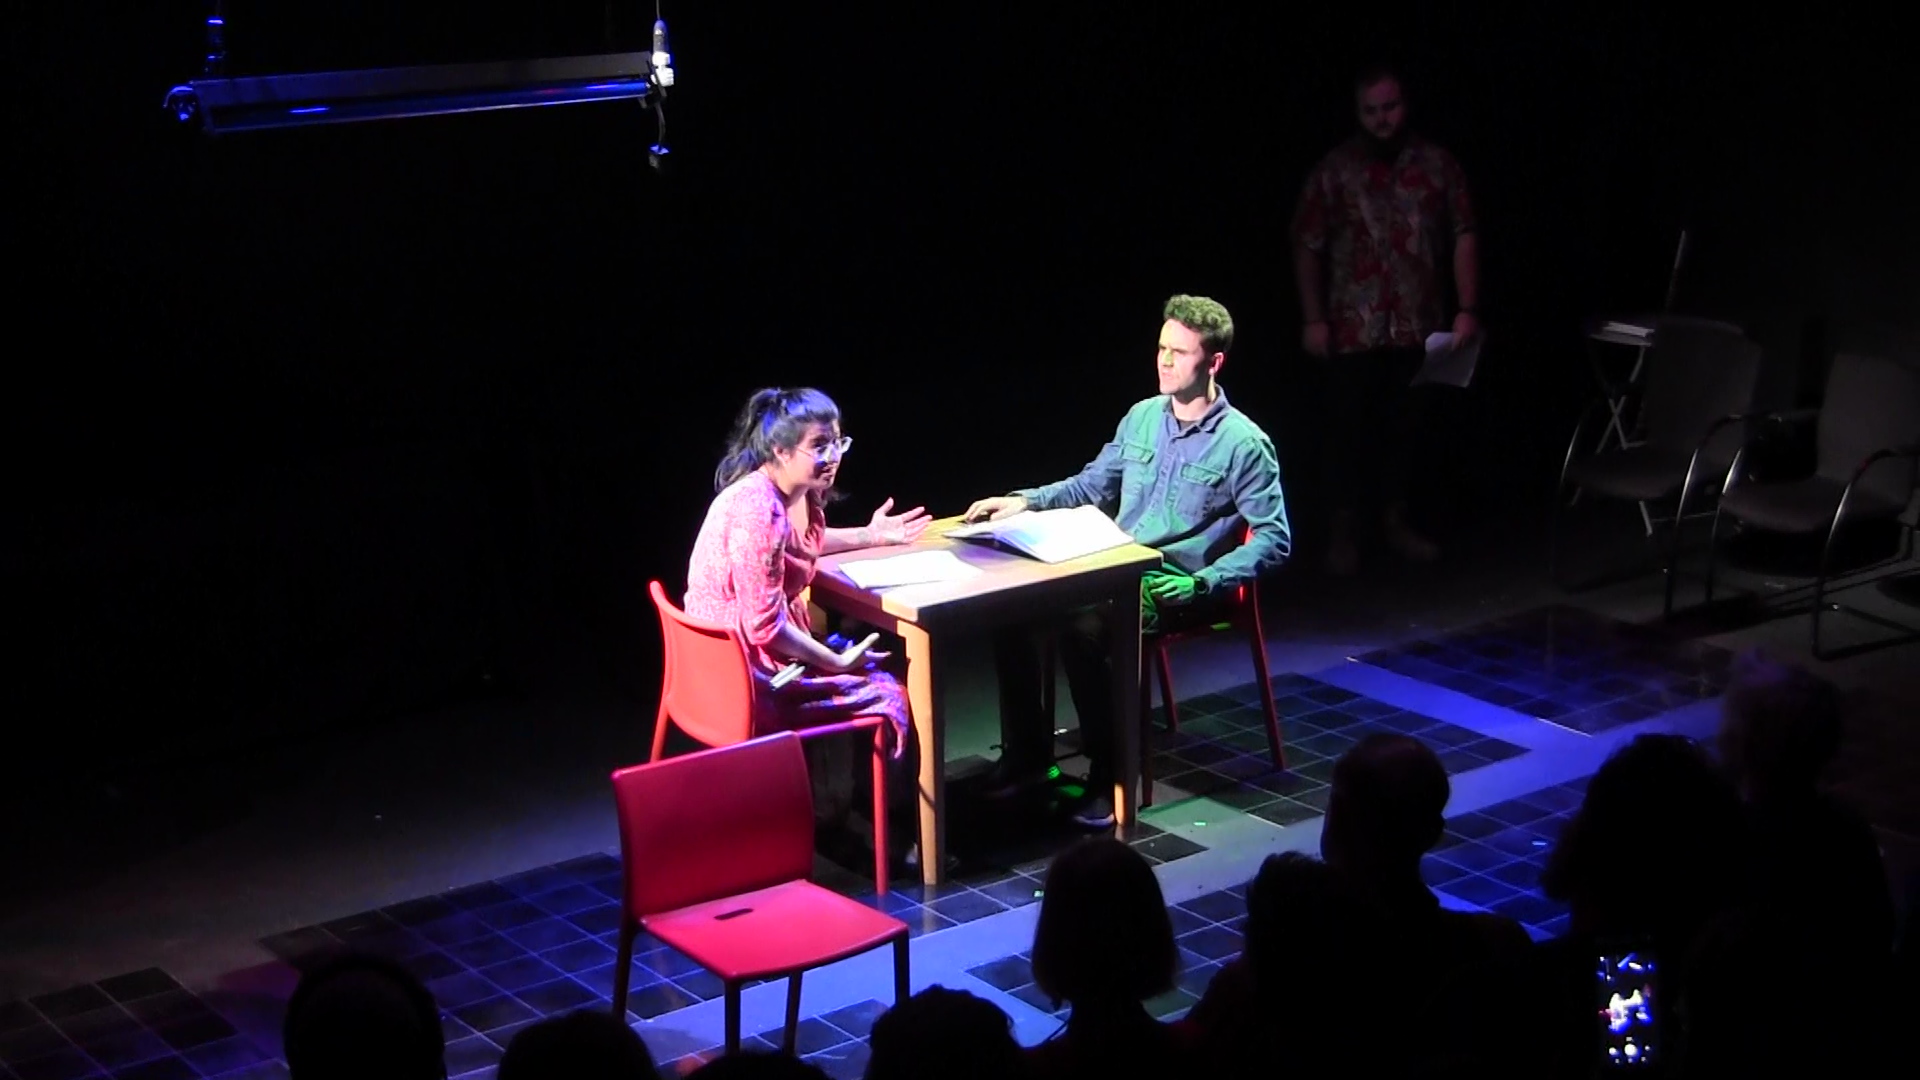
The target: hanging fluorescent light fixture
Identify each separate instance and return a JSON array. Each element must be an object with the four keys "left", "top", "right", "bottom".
[{"left": 163, "top": 5, "right": 676, "bottom": 143}]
